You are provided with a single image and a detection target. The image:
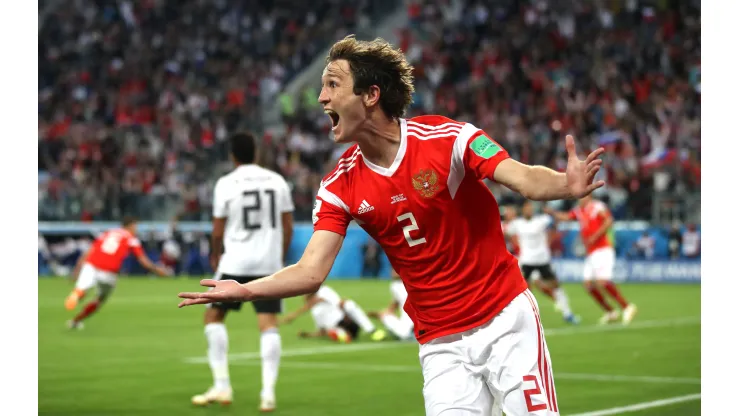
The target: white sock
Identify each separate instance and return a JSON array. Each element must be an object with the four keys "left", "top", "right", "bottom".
[
  {"left": 260, "top": 327, "right": 281, "bottom": 401},
  {"left": 380, "top": 313, "right": 414, "bottom": 340},
  {"left": 205, "top": 323, "right": 230, "bottom": 390},
  {"left": 342, "top": 300, "right": 375, "bottom": 333},
  {"left": 553, "top": 288, "right": 573, "bottom": 317}
]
